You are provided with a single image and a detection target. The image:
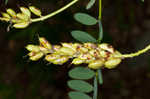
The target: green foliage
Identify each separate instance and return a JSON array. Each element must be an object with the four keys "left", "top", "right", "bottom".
[
  {"left": 68, "top": 91, "right": 92, "bottom": 99},
  {"left": 86, "top": 0, "right": 96, "bottom": 10},
  {"left": 69, "top": 67, "right": 95, "bottom": 80},
  {"left": 68, "top": 80, "right": 93, "bottom": 93},
  {"left": 71, "top": 30, "right": 97, "bottom": 43},
  {"left": 74, "top": 13, "right": 98, "bottom": 25},
  {"left": 70, "top": 7, "right": 104, "bottom": 98}
]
